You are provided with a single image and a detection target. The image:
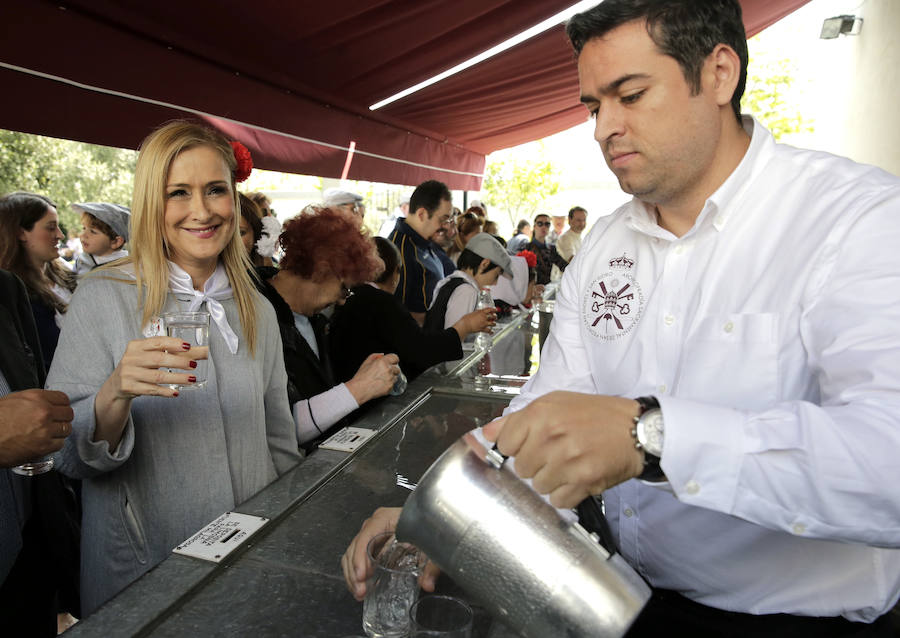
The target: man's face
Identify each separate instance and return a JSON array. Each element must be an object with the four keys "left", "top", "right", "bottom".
[
  {"left": 533, "top": 215, "right": 551, "bottom": 242},
  {"left": 419, "top": 198, "right": 453, "bottom": 239},
  {"left": 570, "top": 210, "right": 587, "bottom": 233},
  {"left": 578, "top": 20, "right": 723, "bottom": 210}
]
